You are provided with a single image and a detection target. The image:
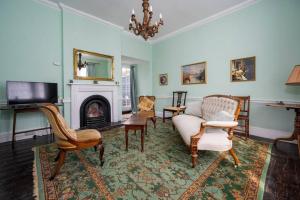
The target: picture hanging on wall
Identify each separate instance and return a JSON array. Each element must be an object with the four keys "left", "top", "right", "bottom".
[
  {"left": 181, "top": 61, "right": 207, "bottom": 85},
  {"left": 159, "top": 73, "right": 168, "bottom": 86},
  {"left": 231, "top": 56, "right": 256, "bottom": 82}
]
